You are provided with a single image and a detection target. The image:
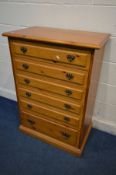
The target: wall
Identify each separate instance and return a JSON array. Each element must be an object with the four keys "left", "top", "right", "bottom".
[{"left": 0, "top": 0, "right": 116, "bottom": 135}]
